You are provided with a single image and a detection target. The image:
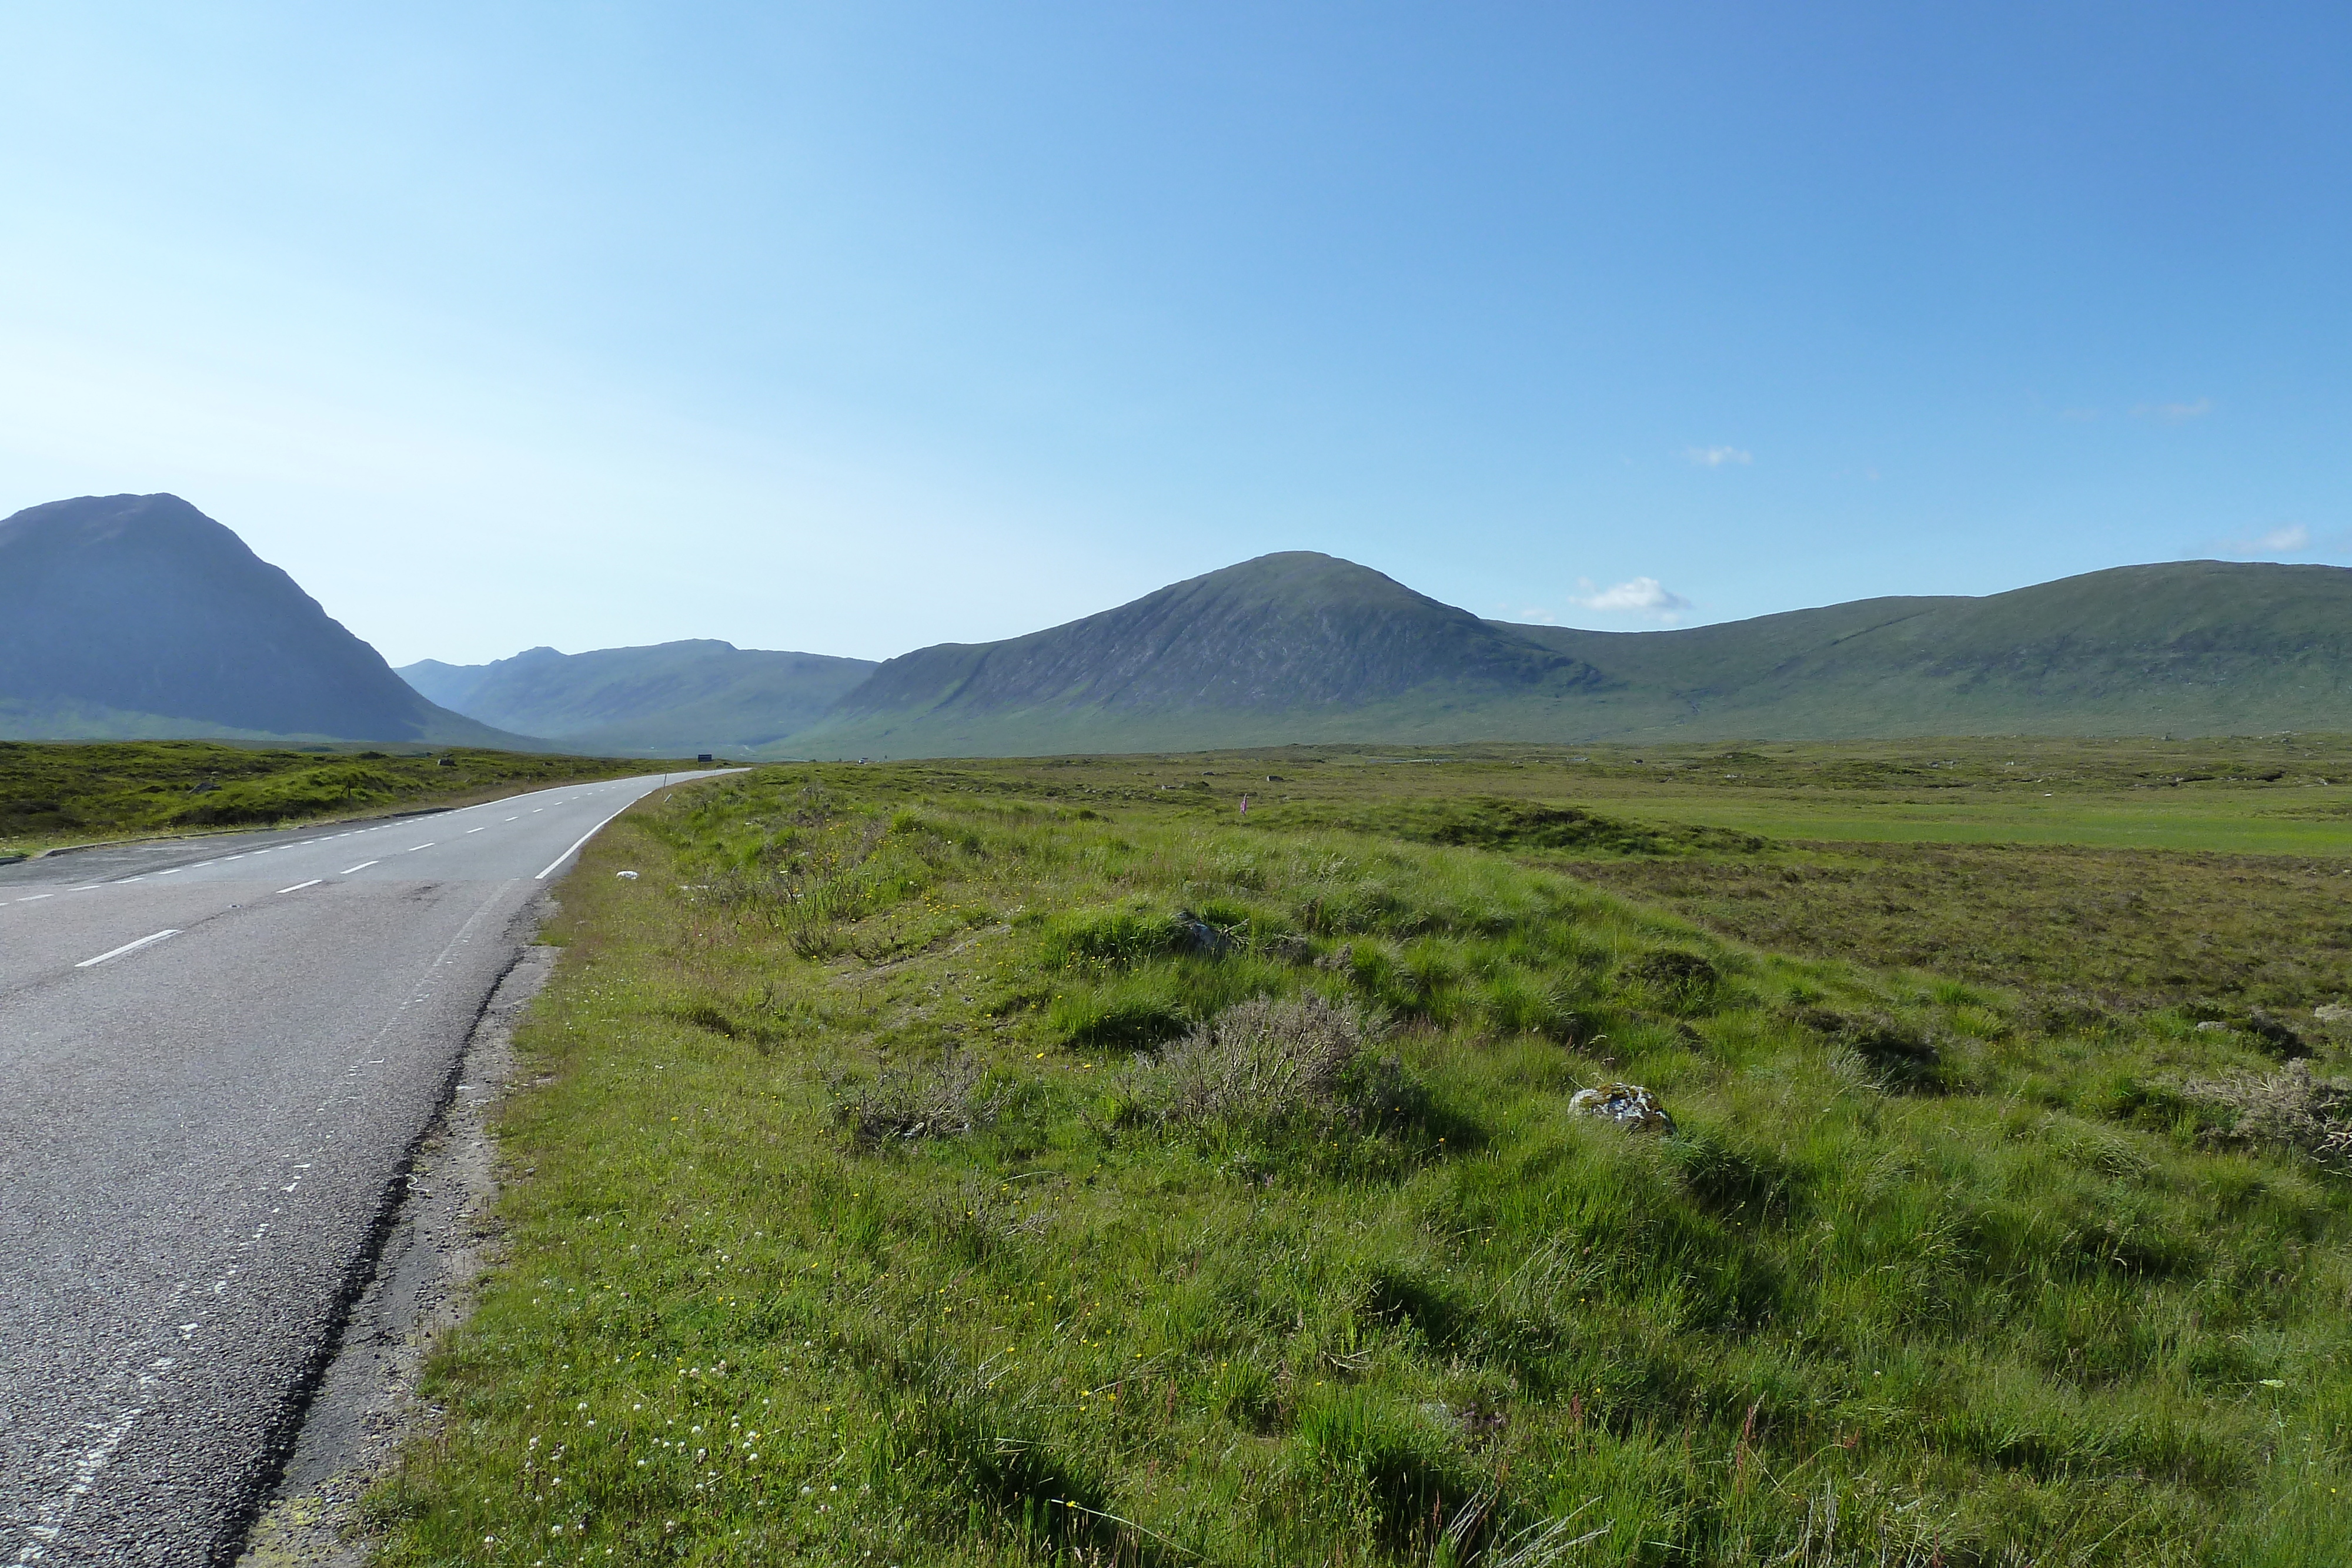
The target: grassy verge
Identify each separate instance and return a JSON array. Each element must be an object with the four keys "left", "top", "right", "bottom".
[
  {"left": 0, "top": 740, "right": 687, "bottom": 856},
  {"left": 368, "top": 760, "right": 2352, "bottom": 1564}
]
